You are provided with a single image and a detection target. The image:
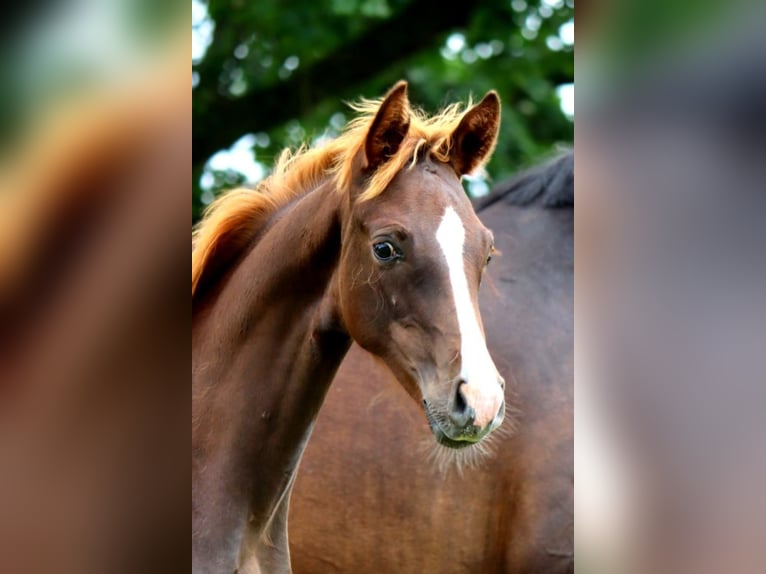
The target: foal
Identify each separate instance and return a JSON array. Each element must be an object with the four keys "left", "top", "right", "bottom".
[{"left": 192, "top": 82, "right": 505, "bottom": 573}]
